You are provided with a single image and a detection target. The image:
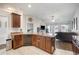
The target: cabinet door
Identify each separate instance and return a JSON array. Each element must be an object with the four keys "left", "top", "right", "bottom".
[
  {"left": 45, "top": 37, "right": 52, "bottom": 53},
  {"left": 16, "top": 15, "right": 20, "bottom": 27},
  {"left": 12, "top": 13, "right": 20, "bottom": 28},
  {"left": 36, "top": 36, "right": 40, "bottom": 47},
  {"left": 39, "top": 36, "right": 45, "bottom": 50},
  {"left": 32, "top": 35, "right": 36, "bottom": 46},
  {"left": 13, "top": 35, "right": 23, "bottom": 49},
  {"left": 52, "top": 38, "right": 55, "bottom": 50}
]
